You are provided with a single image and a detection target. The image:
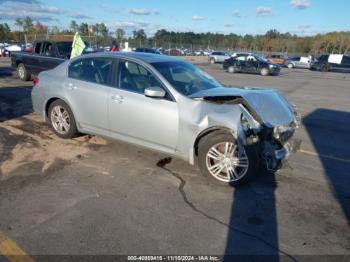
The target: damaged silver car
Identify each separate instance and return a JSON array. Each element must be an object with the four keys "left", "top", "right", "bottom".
[{"left": 31, "top": 52, "right": 299, "bottom": 186}]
